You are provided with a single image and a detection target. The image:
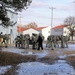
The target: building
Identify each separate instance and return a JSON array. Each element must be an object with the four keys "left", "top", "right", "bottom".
[
  {"left": 52, "top": 25, "right": 70, "bottom": 36},
  {"left": 17, "top": 26, "right": 51, "bottom": 40},
  {"left": 17, "top": 24, "right": 71, "bottom": 41},
  {"left": 42, "top": 26, "right": 51, "bottom": 40},
  {"left": 34, "top": 26, "right": 51, "bottom": 40},
  {"left": 23, "top": 28, "right": 40, "bottom": 37},
  {"left": 0, "top": 8, "right": 18, "bottom": 44}
]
